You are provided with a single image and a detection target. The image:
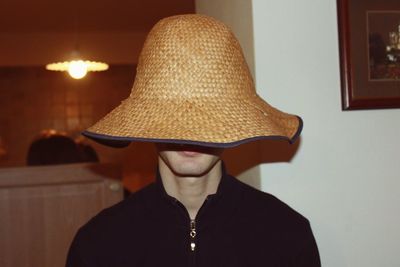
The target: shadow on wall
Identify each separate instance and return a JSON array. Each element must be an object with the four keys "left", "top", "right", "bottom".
[
  {"left": 223, "top": 138, "right": 301, "bottom": 176},
  {"left": 121, "top": 142, "right": 159, "bottom": 192}
]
